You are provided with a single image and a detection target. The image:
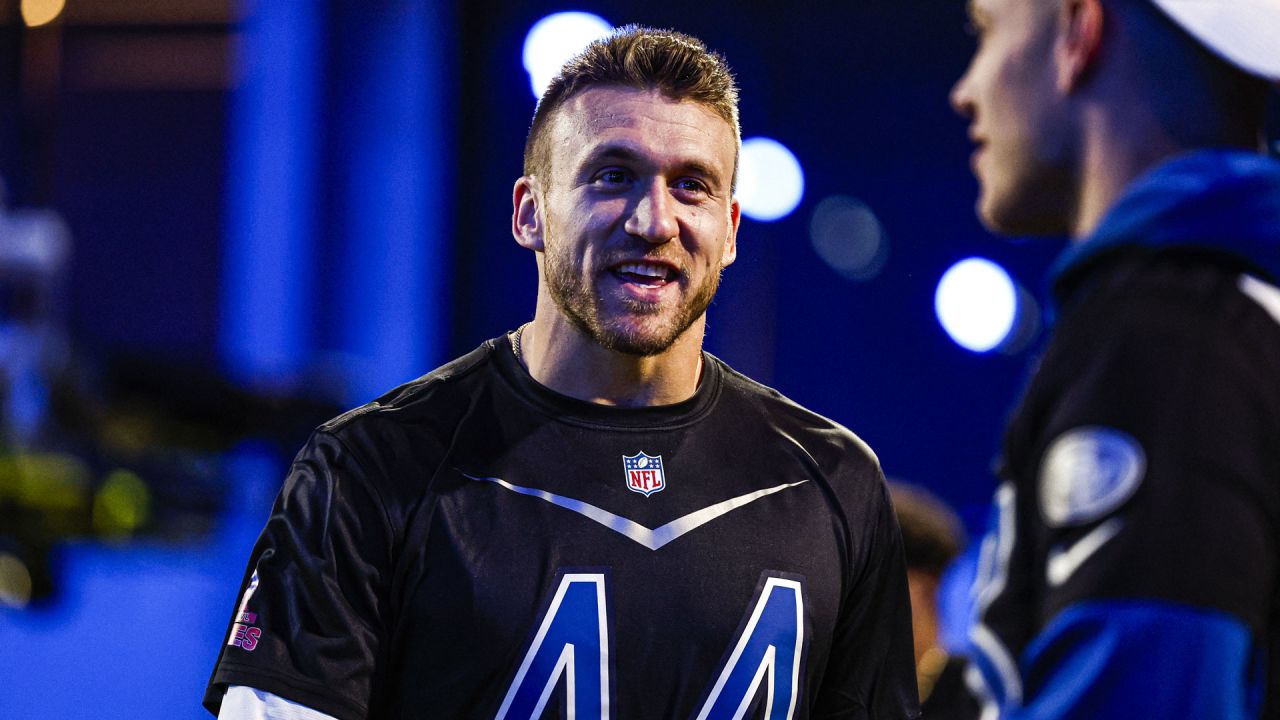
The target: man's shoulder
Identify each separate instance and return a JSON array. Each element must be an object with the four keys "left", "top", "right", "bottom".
[
  {"left": 315, "top": 337, "right": 505, "bottom": 447},
  {"left": 710, "top": 354, "right": 881, "bottom": 474},
  {"left": 1057, "top": 250, "right": 1280, "bottom": 359}
]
